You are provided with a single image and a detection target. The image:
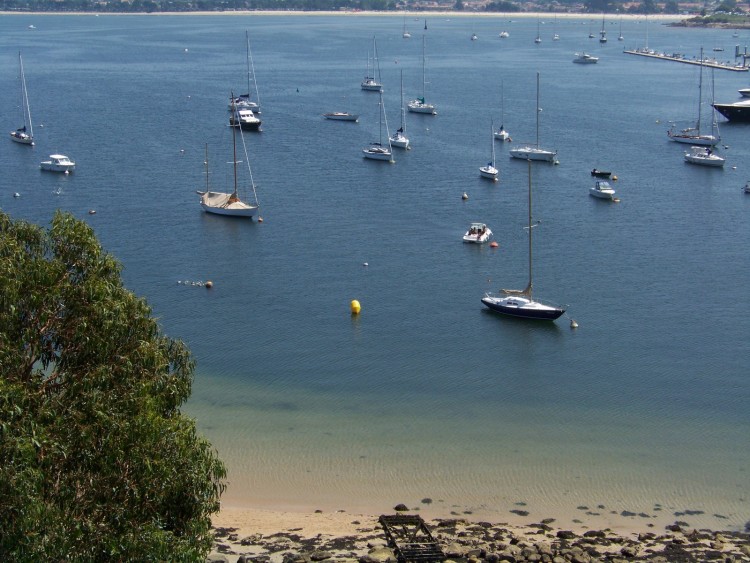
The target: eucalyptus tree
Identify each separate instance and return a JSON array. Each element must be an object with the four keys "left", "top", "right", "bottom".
[{"left": 0, "top": 211, "right": 226, "bottom": 560}]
